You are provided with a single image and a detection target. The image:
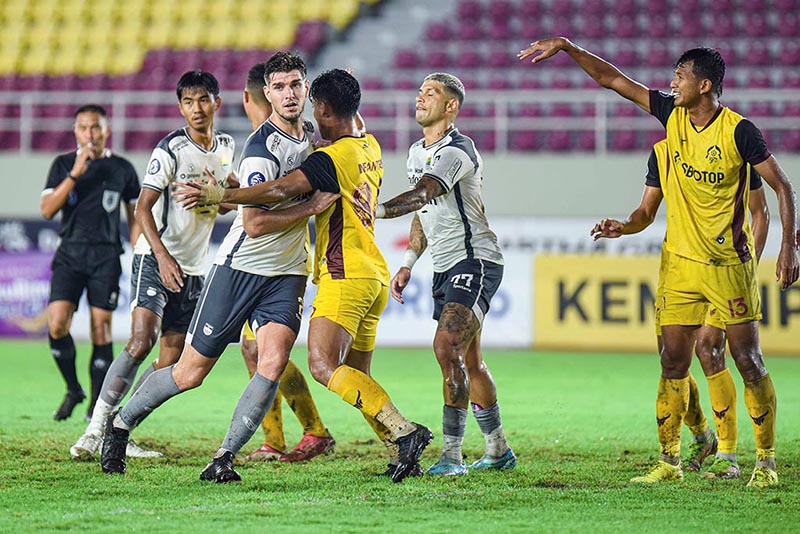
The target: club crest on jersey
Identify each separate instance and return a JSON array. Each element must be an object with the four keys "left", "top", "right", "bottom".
[
  {"left": 248, "top": 172, "right": 266, "bottom": 186},
  {"left": 102, "top": 190, "right": 120, "bottom": 213},
  {"left": 706, "top": 145, "right": 722, "bottom": 164},
  {"left": 147, "top": 159, "right": 161, "bottom": 174},
  {"left": 203, "top": 323, "right": 214, "bottom": 336}
]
